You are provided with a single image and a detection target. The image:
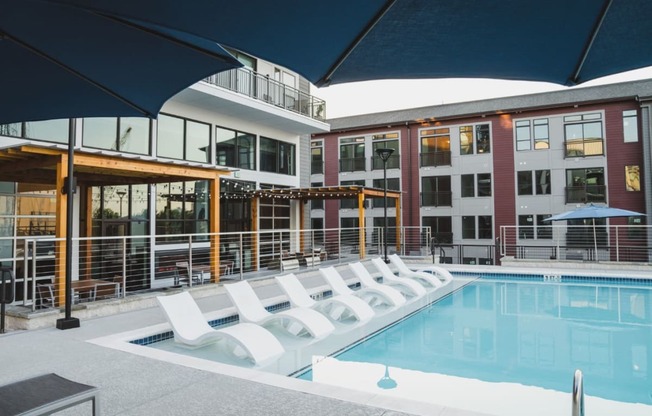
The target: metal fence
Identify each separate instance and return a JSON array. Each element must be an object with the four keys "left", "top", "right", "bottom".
[
  {"left": 203, "top": 67, "right": 326, "bottom": 121},
  {"left": 500, "top": 224, "right": 652, "bottom": 263},
  {"left": 0, "top": 226, "right": 431, "bottom": 310}
]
